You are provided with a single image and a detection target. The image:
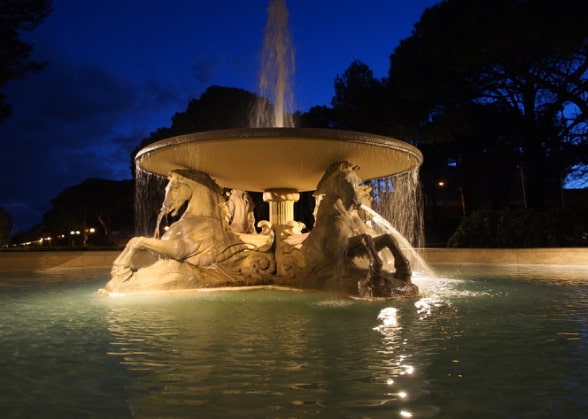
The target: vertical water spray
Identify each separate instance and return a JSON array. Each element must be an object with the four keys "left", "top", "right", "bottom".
[{"left": 252, "top": 0, "right": 295, "bottom": 128}]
